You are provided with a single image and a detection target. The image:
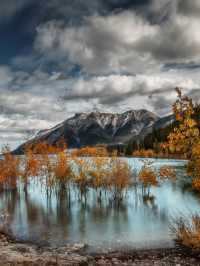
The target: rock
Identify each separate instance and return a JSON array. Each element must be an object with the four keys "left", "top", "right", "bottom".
[
  {"left": 11, "top": 244, "right": 34, "bottom": 253},
  {"left": 70, "top": 243, "right": 86, "bottom": 252}
]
